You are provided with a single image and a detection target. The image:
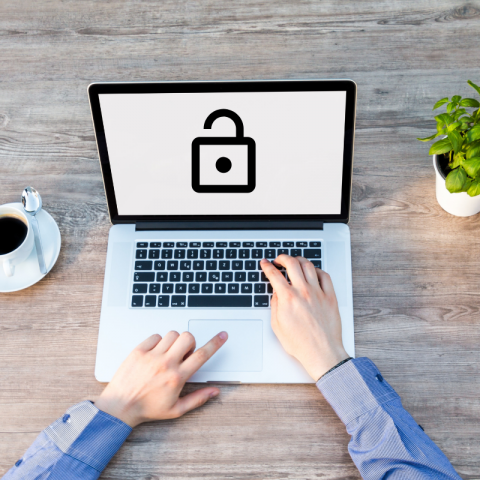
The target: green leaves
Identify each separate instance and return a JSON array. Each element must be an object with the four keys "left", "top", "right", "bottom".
[
  {"left": 468, "top": 80, "right": 480, "bottom": 96},
  {"left": 466, "top": 125, "right": 480, "bottom": 143},
  {"left": 445, "top": 167, "right": 467, "bottom": 193},
  {"left": 435, "top": 113, "right": 453, "bottom": 126},
  {"left": 447, "top": 131, "right": 463, "bottom": 154},
  {"left": 466, "top": 142, "right": 480, "bottom": 159},
  {"left": 417, "top": 133, "right": 439, "bottom": 142},
  {"left": 462, "top": 157, "right": 480, "bottom": 177},
  {"left": 433, "top": 97, "right": 449, "bottom": 110},
  {"left": 467, "top": 178, "right": 480, "bottom": 197},
  {"left": 429, "top": 137, "right": 452, "bottom": 155},
  {"left": 460, "top": 98, "right": 480, "bottom": 108}
]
